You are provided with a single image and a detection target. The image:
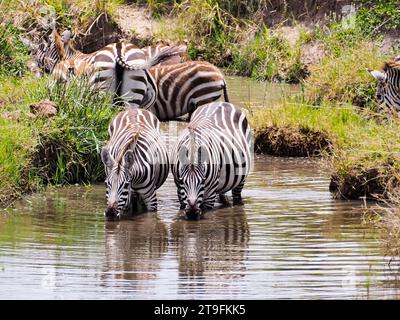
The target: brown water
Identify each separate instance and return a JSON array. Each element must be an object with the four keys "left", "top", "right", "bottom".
[
  {"left": 1, "top": 78, "right": 400, "bottom": 299},
  {"left": 1, "top": 155, "right": 400, "bottom": 299}
]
